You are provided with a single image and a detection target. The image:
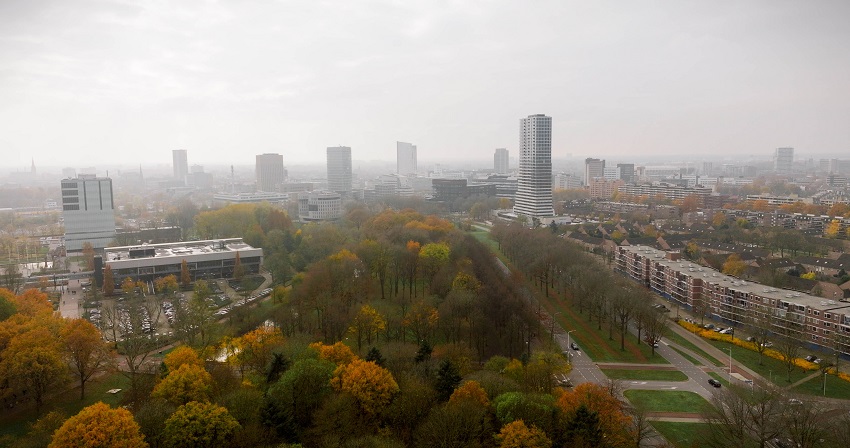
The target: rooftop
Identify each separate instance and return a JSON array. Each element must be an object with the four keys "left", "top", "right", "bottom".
[
  {"left": 621, "top": 245, "right": 850, "bottom": 312},
  {"left": 105, "top": 238, "right": 257, "bottom": 262}
]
